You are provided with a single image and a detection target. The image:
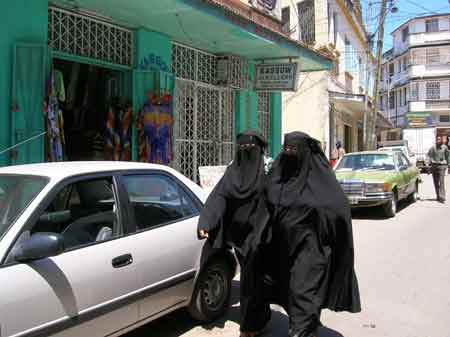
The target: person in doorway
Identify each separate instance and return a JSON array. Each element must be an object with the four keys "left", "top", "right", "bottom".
[
  {"left": 428, "top": 136, "right": 450, "bottom": 203},
  {"left": 197, "top": 131, "right": 271, "bottom": 337},
  {"left": 264, "top": 132, "right": 361, "bottom": 337},
  {"left": 330, "top": 141, "right": 346, "bottom": 168}
]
